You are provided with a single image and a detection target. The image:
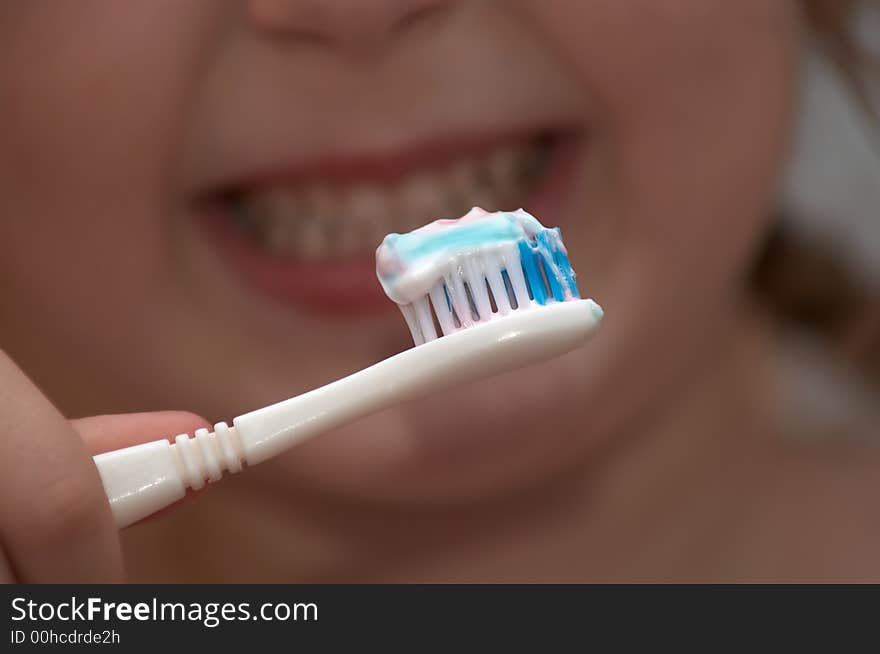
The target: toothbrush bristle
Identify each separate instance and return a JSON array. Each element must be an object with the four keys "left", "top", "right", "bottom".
[
  {"left": 399, "top": 227, "right": 580, "bottom": 346},
  {"left": 375, "top": 208, "right": 584, "bottom": 347}
]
